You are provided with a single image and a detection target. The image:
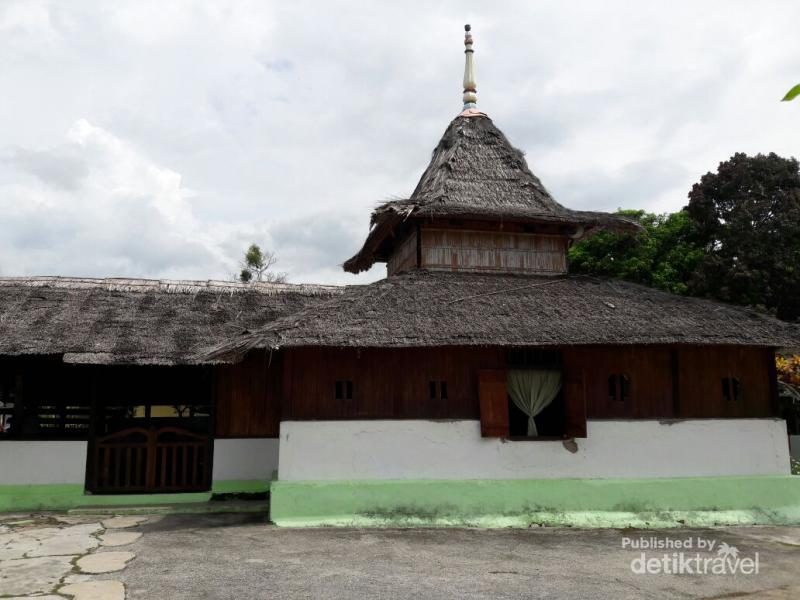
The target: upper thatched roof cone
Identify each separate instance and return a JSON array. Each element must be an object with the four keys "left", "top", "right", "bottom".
[
  {"left": 343, "top": 116, "right": 641, "bottom": 273},
  {"left": 341, "top": 25, "right": 641, "bottom": 274}
]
